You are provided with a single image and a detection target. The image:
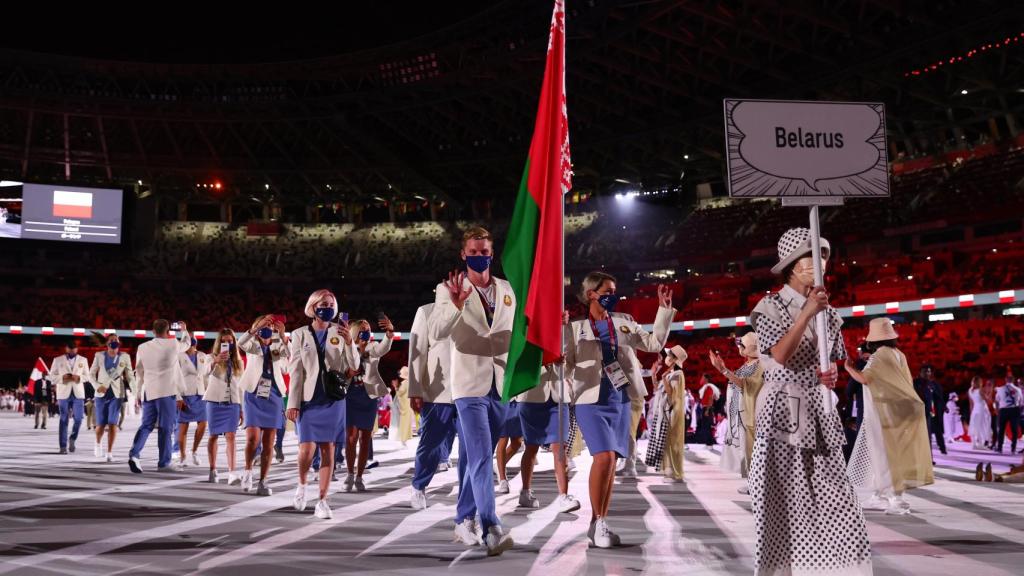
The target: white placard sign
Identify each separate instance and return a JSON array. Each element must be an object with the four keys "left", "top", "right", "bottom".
[{"left": 724, "top": 99, "right": 889, "bottom": 199}]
